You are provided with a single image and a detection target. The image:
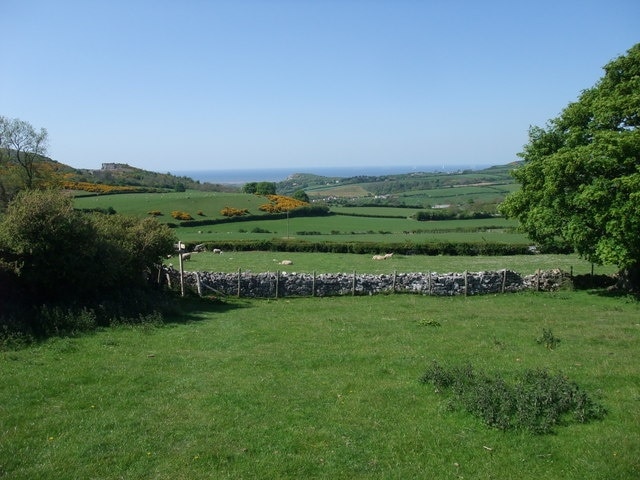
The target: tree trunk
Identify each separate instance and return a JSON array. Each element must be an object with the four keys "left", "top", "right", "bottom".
[{"left": 617, "top": 262, "right": 640, "bottom": 293}]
